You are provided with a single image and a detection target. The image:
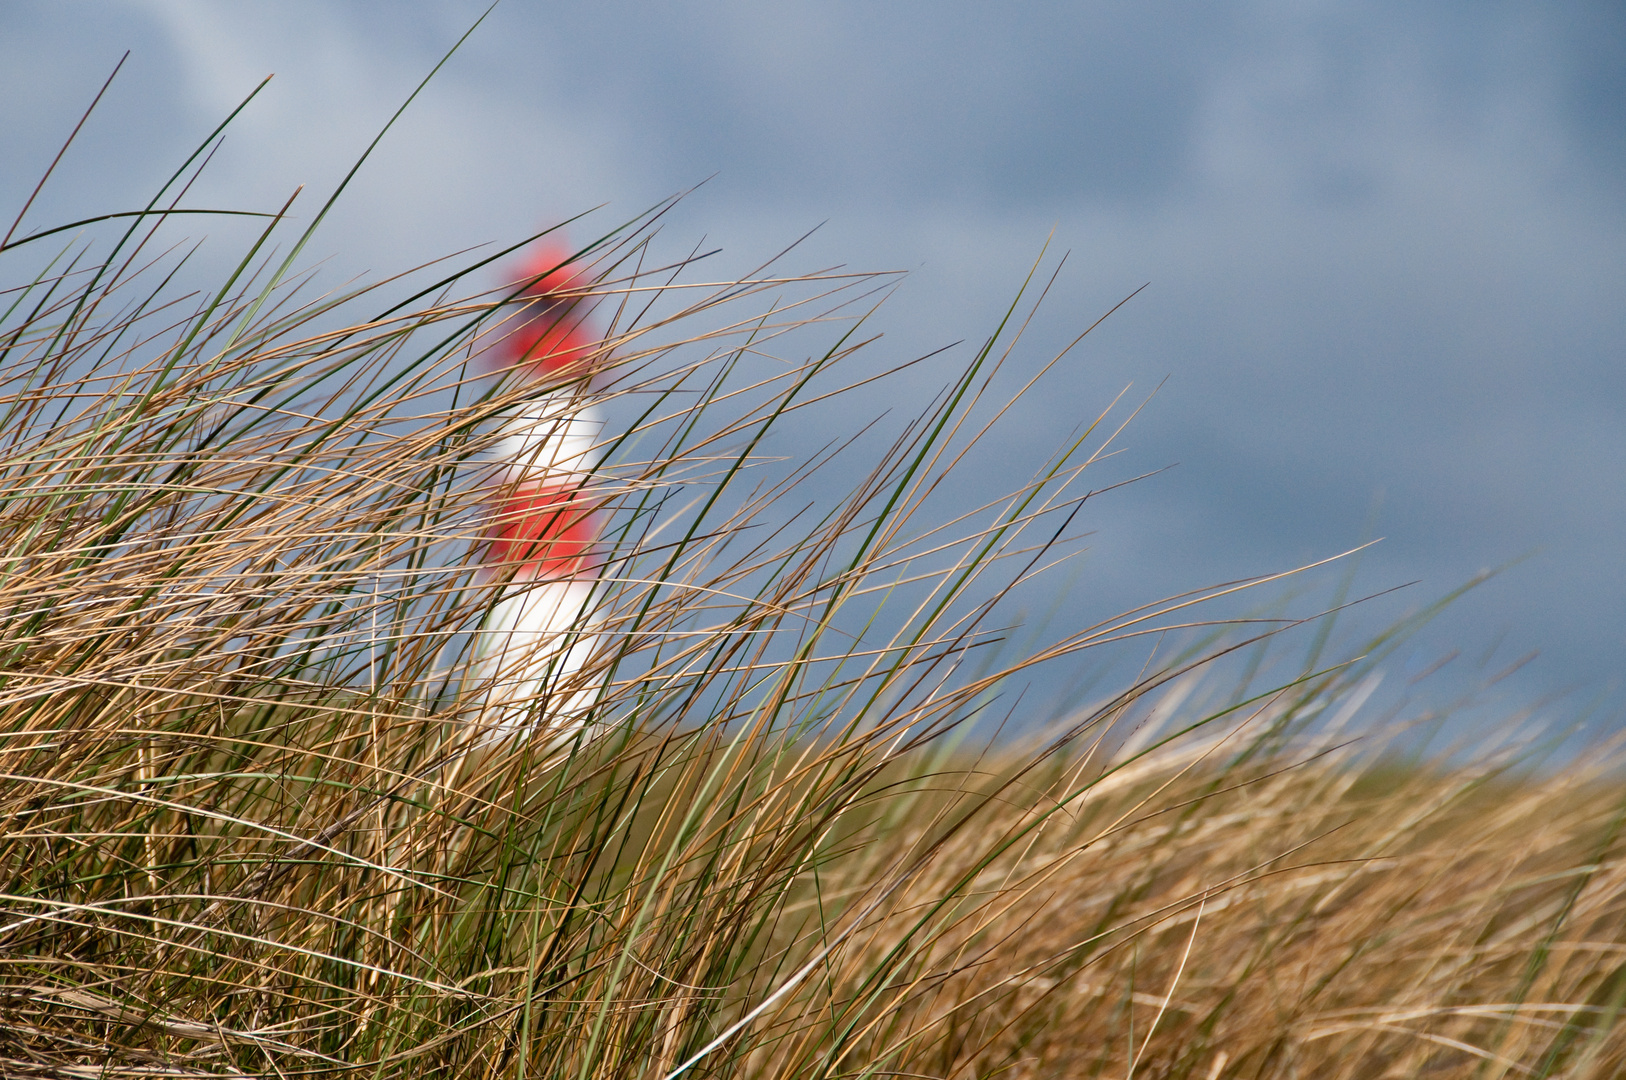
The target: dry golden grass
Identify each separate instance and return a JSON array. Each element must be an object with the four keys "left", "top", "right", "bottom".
[
  {"left": 3, "top": 59, "right": 1622, "bottom": 1079},
  {"left": 746, "top": 733, "right": 1626, "bottom": 1079}
]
